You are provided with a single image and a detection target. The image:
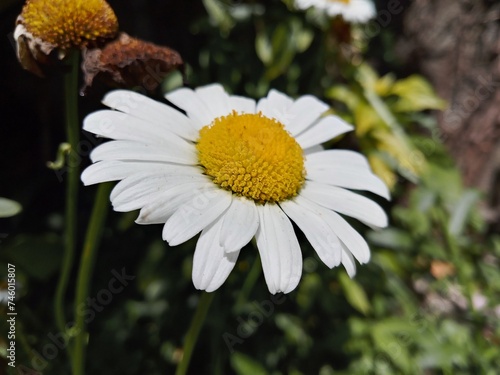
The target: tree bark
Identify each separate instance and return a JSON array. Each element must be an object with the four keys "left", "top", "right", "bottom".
[{"left": 401, "top": 0, "right": 500, "bottom": 223}]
